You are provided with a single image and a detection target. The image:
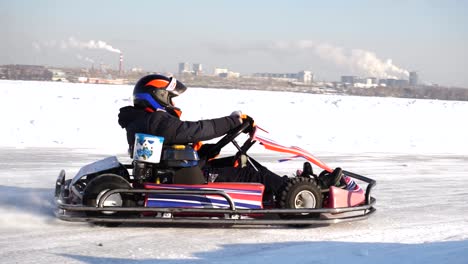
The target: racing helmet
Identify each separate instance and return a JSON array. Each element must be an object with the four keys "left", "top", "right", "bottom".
[{"left": 133, "top": 74, "right": 187, "bottom": 117}]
